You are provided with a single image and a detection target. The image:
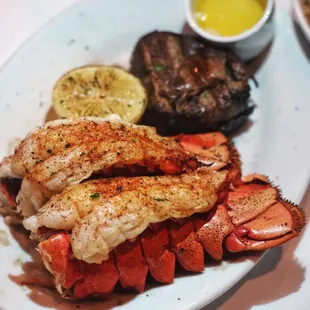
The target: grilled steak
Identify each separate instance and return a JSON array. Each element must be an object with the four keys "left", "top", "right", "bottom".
[{"left": 130, "top": 31, "right": 254, "bottom": 135}]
